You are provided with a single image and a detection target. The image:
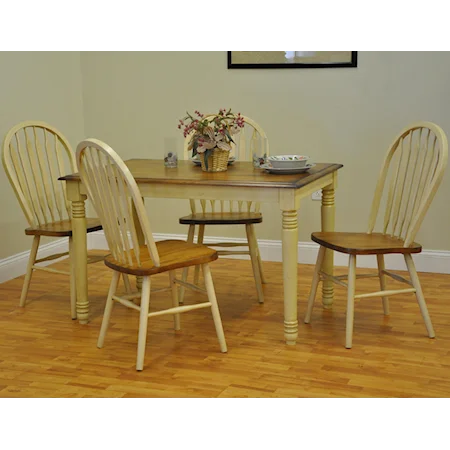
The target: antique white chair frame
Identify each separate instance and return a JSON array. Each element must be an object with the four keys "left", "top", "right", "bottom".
[
  {"left": 77, "top": 138, "right": 227, "bottom": 371},
  {"left": 305, "top": 122, "right": 448, "bottom": 348},
  {"left": 2, "top": 121, "right": 104, "bottom": 318}
]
